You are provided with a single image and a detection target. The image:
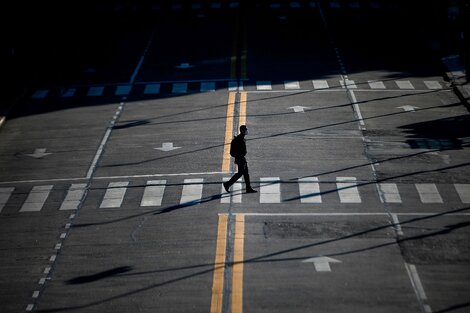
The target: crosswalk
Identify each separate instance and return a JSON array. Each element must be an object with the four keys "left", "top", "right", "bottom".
[
  {"left": 92, "top": 1, "right": 412, "bottom": 13},
  {"left": 1, "top": 178, "right": 469, "bottom": 213},
  {"left": 30, "top": 79, "right": 447, "bottom": 100}
]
